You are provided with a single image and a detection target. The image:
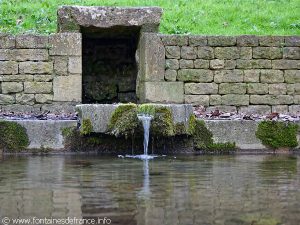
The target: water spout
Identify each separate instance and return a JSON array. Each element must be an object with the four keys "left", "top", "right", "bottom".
[{"left": 137, "top": 114, "right": 153, "bottom": 155}]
